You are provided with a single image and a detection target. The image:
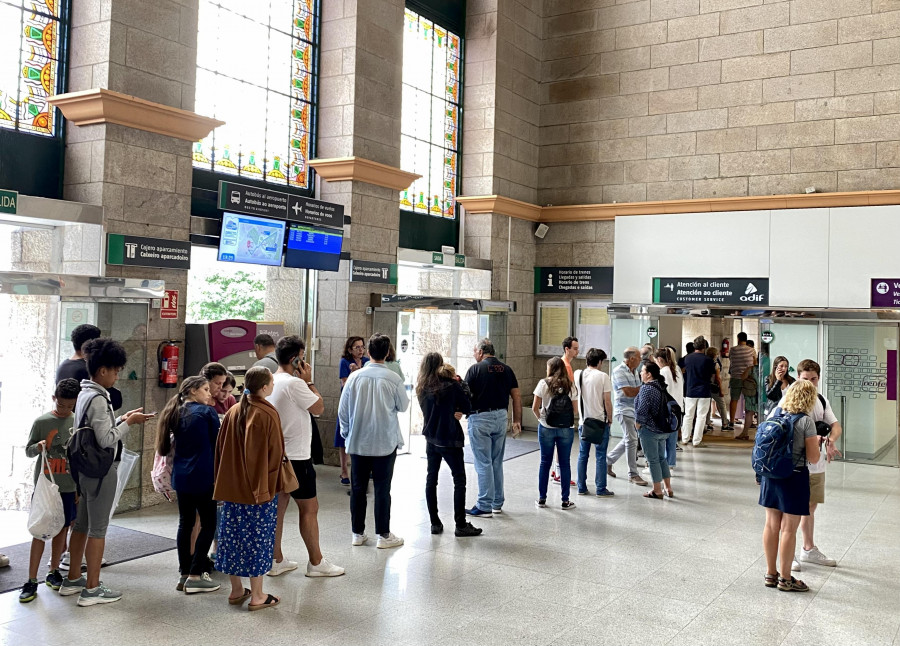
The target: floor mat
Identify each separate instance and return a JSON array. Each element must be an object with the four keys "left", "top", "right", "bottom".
[
  {"left": 463, "top": 437, "right": 540, "bottom": 464},
  {"left": 0, "top": 525, "right": 175, "bottom": 594}
]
